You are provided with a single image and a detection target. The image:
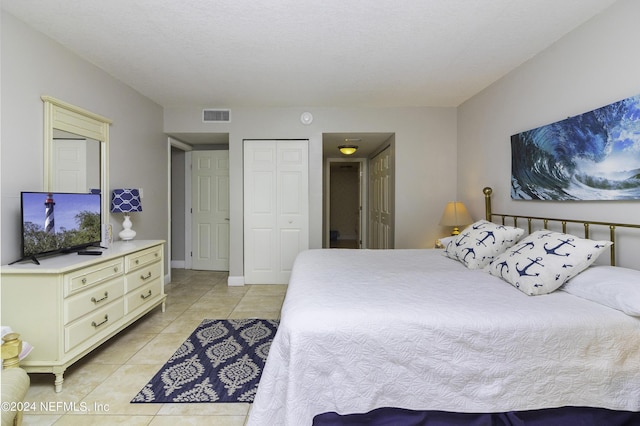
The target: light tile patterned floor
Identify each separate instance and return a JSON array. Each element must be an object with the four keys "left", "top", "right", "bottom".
[{"left": 21, "top": 269, "right": 287, "bottom": 425}]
